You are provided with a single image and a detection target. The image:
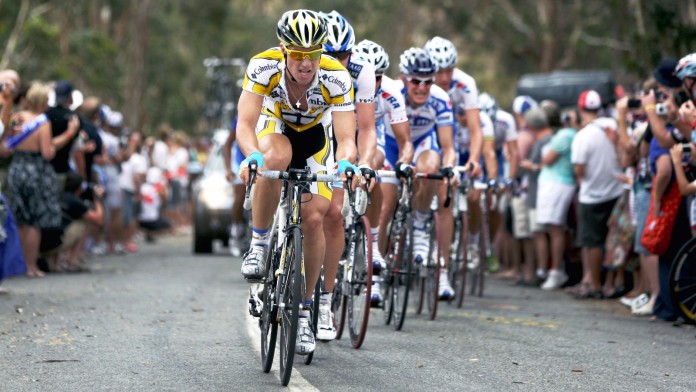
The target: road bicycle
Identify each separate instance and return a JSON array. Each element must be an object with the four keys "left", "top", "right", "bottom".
[
  {"left": 332, "top": 168, "right": 375, "bottom": 348},
  {"left": 245, "top": 164, "right": 338, "bottom": 386}
]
